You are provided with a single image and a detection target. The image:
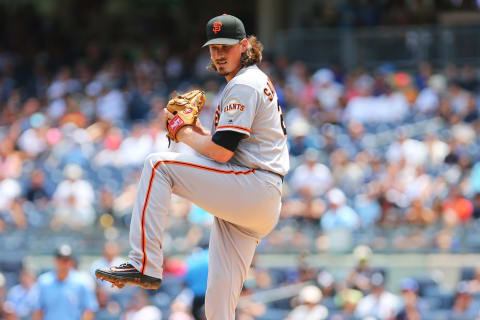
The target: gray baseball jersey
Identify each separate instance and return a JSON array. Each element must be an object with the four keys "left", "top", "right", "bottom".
[
  {"left": 215, "top": 65, "right": 289, "bottom": 176},
  {"left": 127, "top": 65, "right": 288, "bottom": 320}
]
